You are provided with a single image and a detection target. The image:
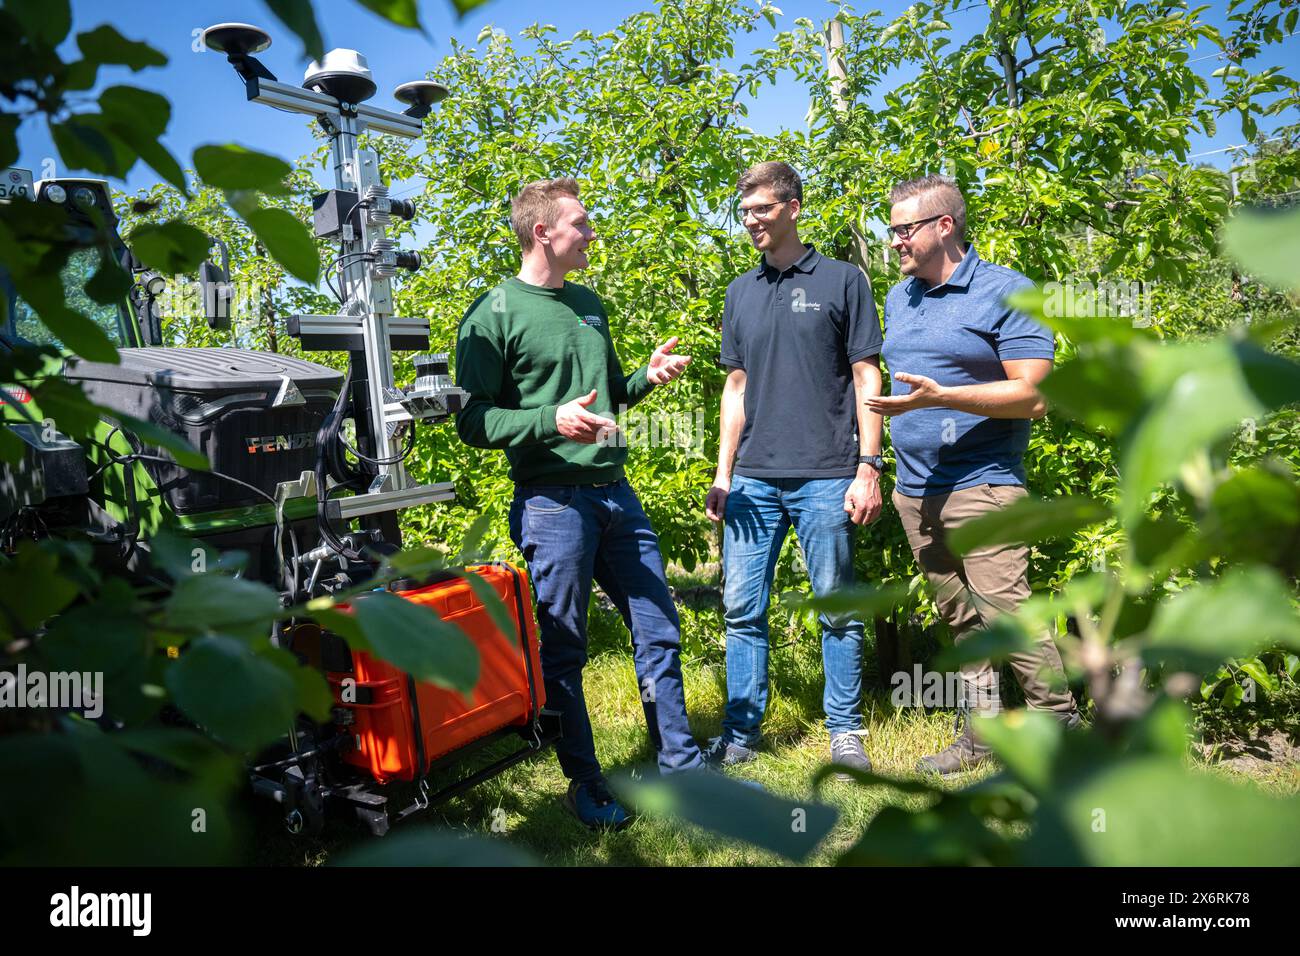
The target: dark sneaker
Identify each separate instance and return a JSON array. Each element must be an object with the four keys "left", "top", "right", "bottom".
[
  {"left": 1060, "top": 709, "right": 1083, "bottom": 731},
  {"left": 830, "top": 729, "right": 872, "bottom": 781},
  {"left": 917, "top": 709, "right": 992, "bottom": 777},
  {"left": 702, "top": 735, "right": 758, "bottom": 768},
  {"left": 565, "top": 778, "right": 632, "bottom": 831}
]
